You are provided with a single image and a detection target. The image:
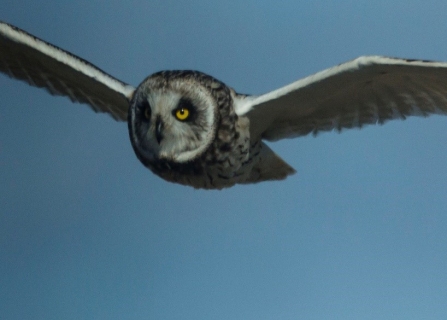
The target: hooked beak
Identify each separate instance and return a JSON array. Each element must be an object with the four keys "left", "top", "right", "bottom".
[{"left": 155, "top": 117, "right": 163, "bottom": 144}]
